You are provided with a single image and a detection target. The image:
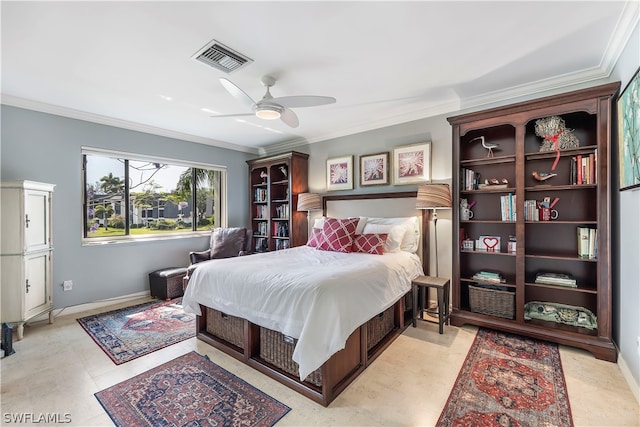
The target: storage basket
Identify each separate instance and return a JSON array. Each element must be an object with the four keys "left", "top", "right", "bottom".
[
  {"left": 206, "top": 307, "right": 245, "bottom": 350},
  {"left": 259, "top": 327, "right": 322, "bottom": 386},
  {"left": 469, "top": 284, "right": 515, "bottom": 319},
  {"left": 366, "top": 306, "right": 395, "bottom": 351}
]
